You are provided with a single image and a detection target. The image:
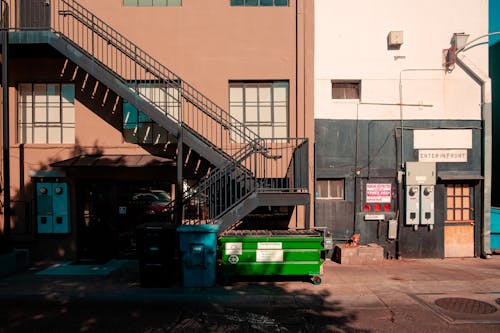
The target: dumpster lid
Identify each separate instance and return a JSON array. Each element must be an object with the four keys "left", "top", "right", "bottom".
[
  {"left": 221, "top": 229, "right": 321, "bottom": 237},
  {"left": 177, "top": 224, "right": 220, "bottom": 233},
  {"left": 137, "top": 222, "right": 177, "bottom": 230}
]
